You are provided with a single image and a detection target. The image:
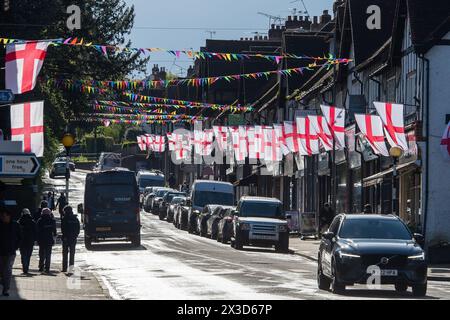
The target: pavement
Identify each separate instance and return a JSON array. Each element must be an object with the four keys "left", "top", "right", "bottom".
[{"left": 288, "top": 235, "right": 450, "bottom": 282}]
